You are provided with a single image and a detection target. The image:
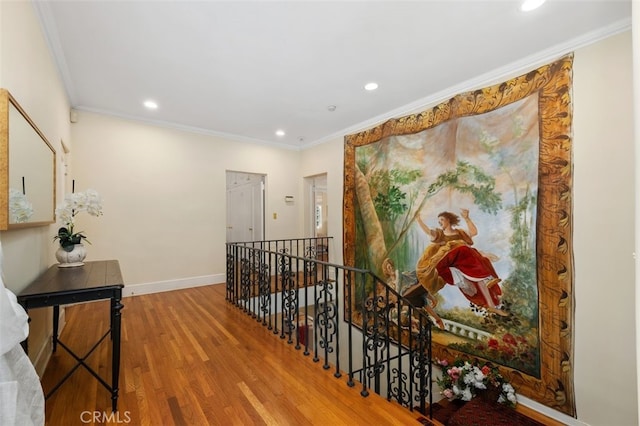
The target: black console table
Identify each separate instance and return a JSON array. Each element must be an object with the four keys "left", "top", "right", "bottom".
[{"left": 17, "top": 260, "right": 124, "bottom": 412}]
